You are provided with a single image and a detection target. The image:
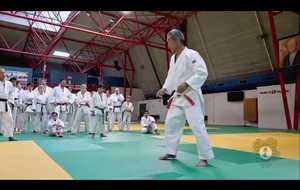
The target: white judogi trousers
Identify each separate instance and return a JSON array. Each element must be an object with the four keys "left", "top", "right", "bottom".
[
  {"left": 90, "top": 112, "right": 105, "bottom": 135},
  {"left": 165, "top": 93, "right": 214, "bottom": 160},
  {"left": 0, "top": 108, "right": 14, "bottom": 137},
  {"left": 55, "top": 104, "right": 68, "bottom": 126},
  {"left": 71, "top": 105, "right": 90, "bottom": 134},
  {"left": 122, "top": 111, "right": 132, "bottom": 131},
  {"left": 110, "top": 111, "right": 122, "bottom": 131},
  {"left": 32, "top": 112, "right": 48, "bottom": 132},
  {"left": 15, "top": 107, "right": 26, "bottom": 132},
  {"left": 66, "top": 104, "right": 75, "bottom": 131},
  {"left": 141, "top": 123, "right": 158, "bottom": 133}
]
